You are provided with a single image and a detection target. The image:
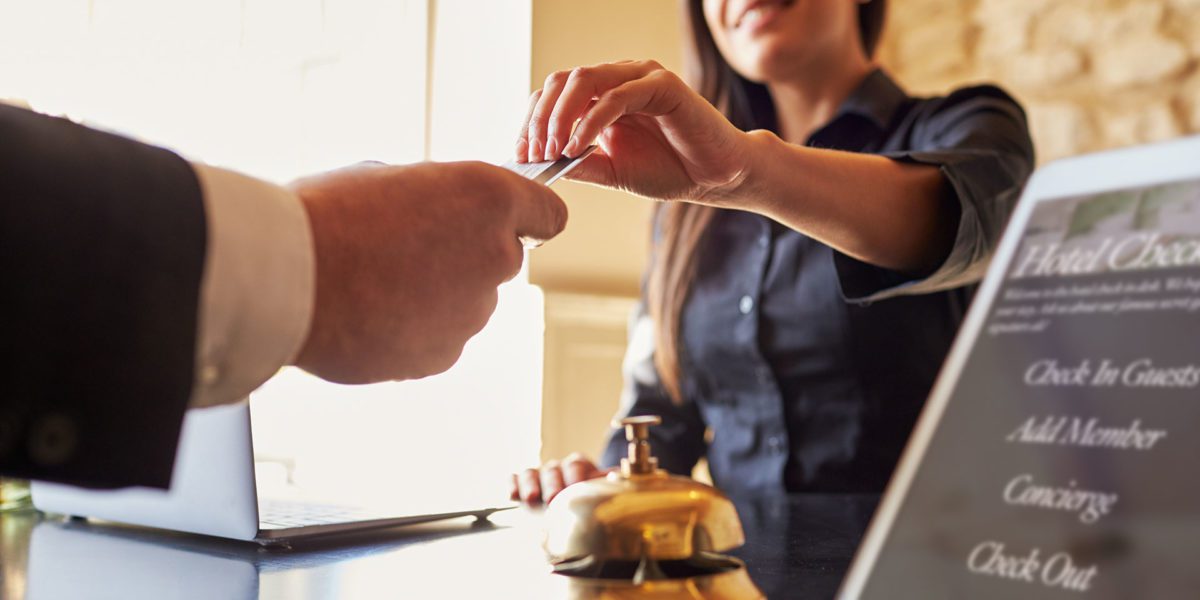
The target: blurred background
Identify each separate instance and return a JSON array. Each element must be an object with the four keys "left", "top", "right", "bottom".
[
  {"left": 878, "top": 0, "right": 1200, "bottom": 163},
  {"left": 1, "top": 0, "right": 1197, "bottom": 506}
]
